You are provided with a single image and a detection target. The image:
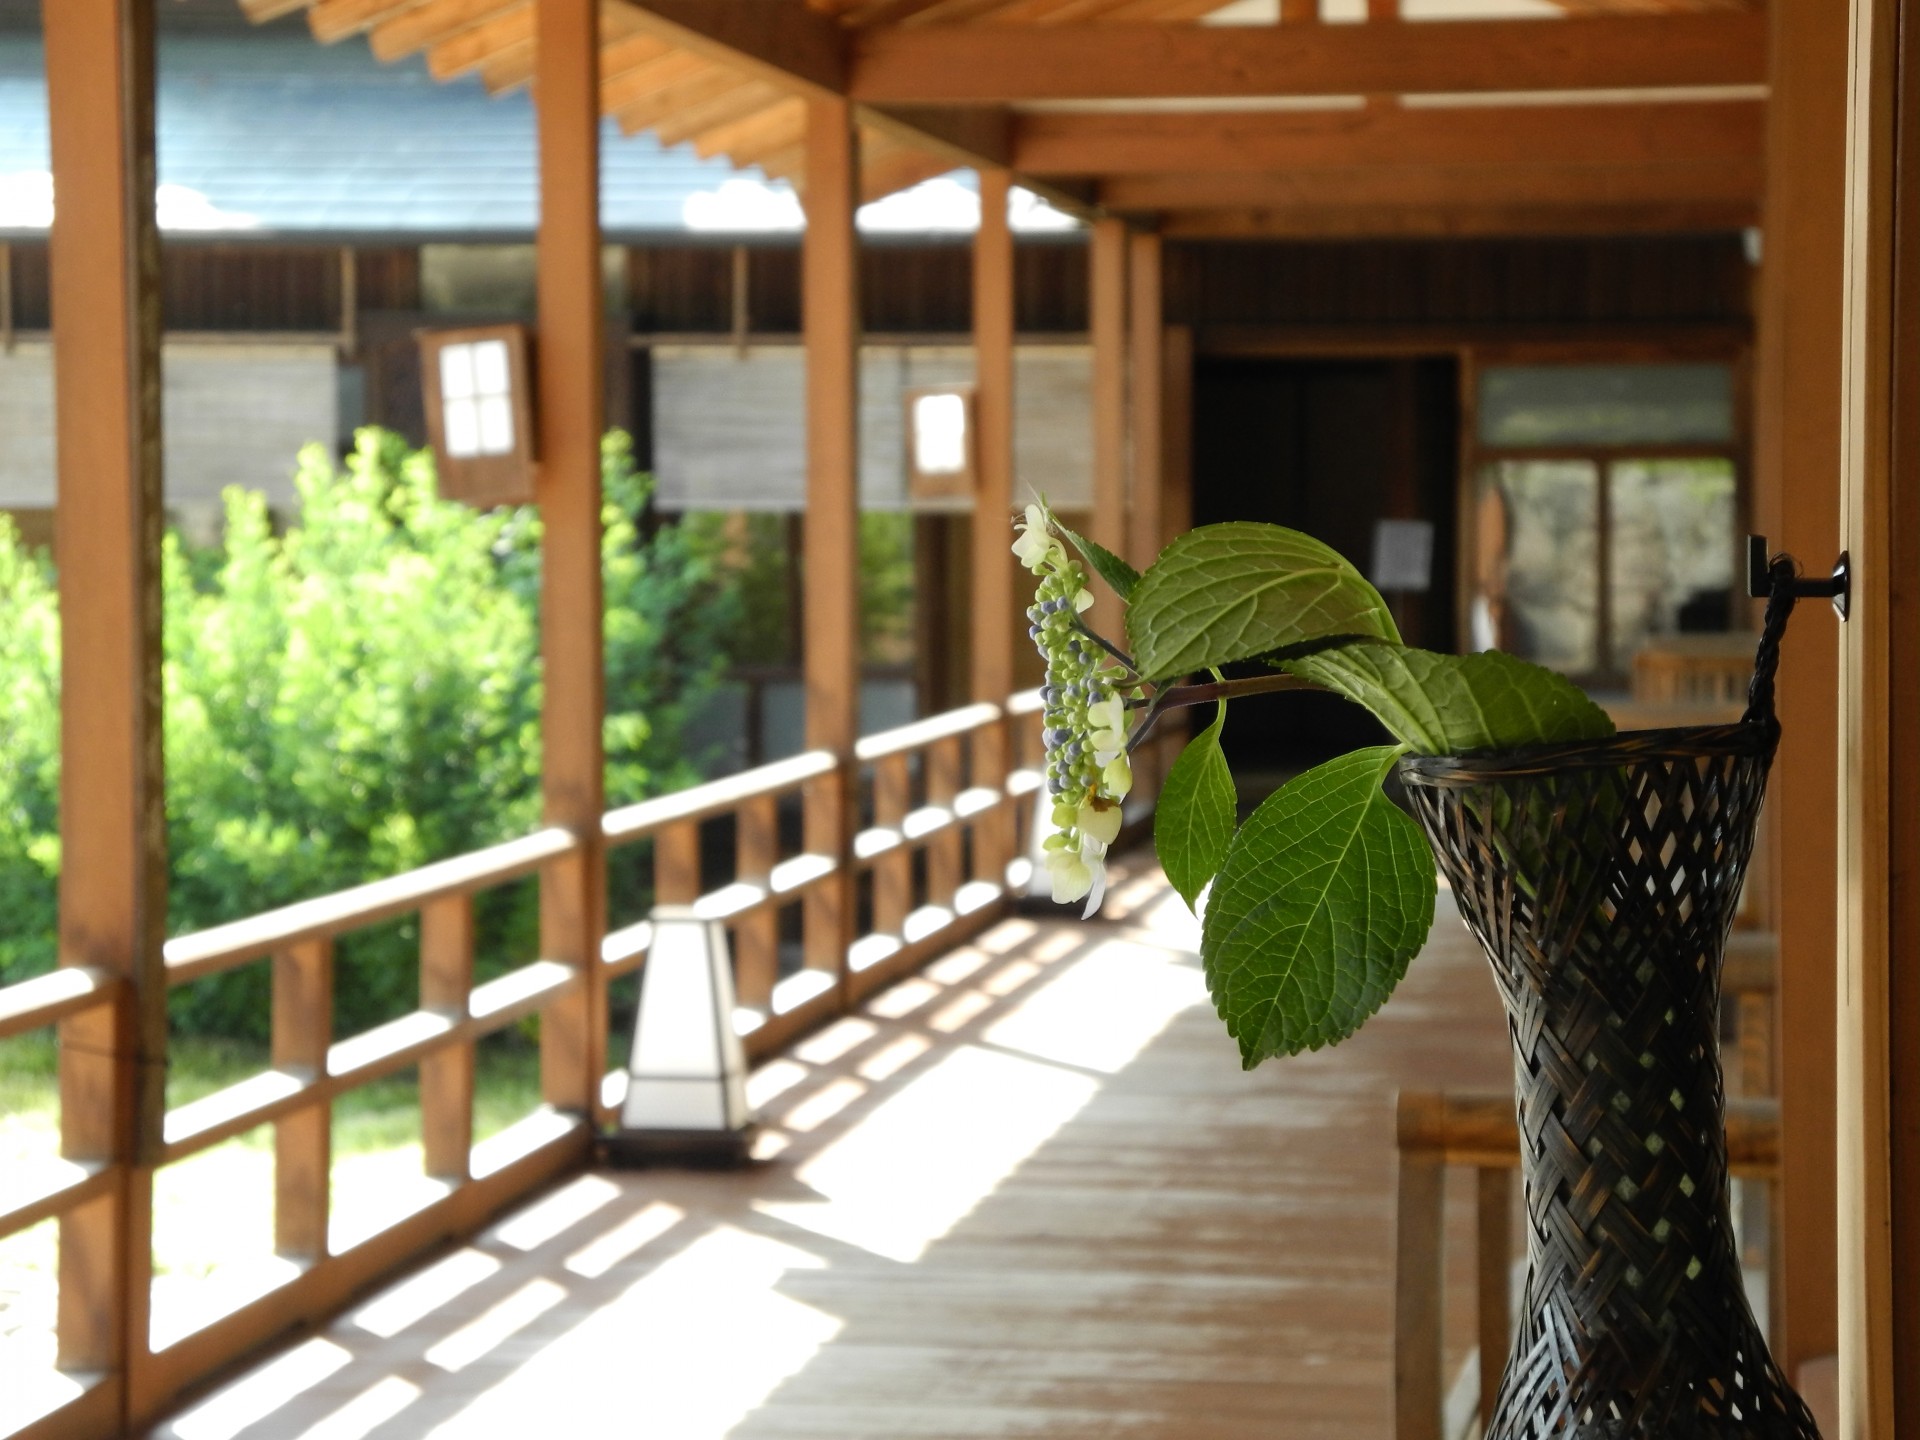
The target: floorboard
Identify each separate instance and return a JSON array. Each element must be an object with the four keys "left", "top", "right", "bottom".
[{"left": 148, "top": 859, "right": 1512, "bottom": 1440}]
